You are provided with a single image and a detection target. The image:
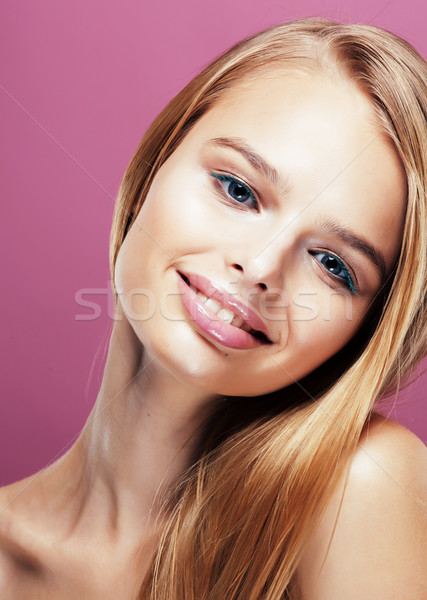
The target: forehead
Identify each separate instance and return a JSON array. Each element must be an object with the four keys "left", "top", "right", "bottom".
[
  {"left": 179, "top": 69, "right": 406, "bottom": 268},
  {"left": 204, "top": 68, "right": 383, "bottom": 161}
]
